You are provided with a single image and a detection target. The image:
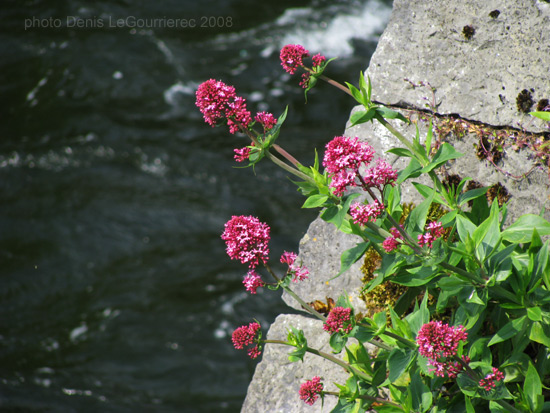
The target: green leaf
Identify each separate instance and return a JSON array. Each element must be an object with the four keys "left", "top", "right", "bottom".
[
  {"left": 411, "top": 182, "right": 446, "bottom": 205},
  {"left": 421, "top": 142, "right": 464, "bottom": 173},
  {"left": 530, "top": 111, "right": 550, "bottom": 122},
  {"left": 488, "top": 315, "right": 527, "bottom": 346},
  {"left": 375, "top": 106, "right": 409, "bottom": 123},
  {"left": 425, "top": 119, "right": 433, "bottom": 159},
  {"left": 334, "top": 242, "right": 369, "bottom": 279},
  {"left": 387, "top": 147, "right": 413, "bottom": 158},
  {"left": 524, "top": 362, "right": 543, "bottom": 413},
  {"left": 345, "top": 82, "right": 365, "bottom": 105},
  {"left": 472, "top": 200, "right": 501, "bottom": 262},
  {"left": 353, "top": 325, "right": 375, "bottom": 343},
  {"left": 529, "top": 321, "right": 550, "bottom": 347},
  {"left": 465, "top": 396, "right": 475, "bottom": 413},
  {"left": 398, "top": 157, "right": 423, "bottom": 184},
  {"left": 501, "top": 214, "right": 550, "bottom": 243},
  {"left": 485, "top": 243, "right": 515, "bottom": 283},
  {"left": 393, "top": 266, "right": 440, "bottom": 287},
  {"left": 349, "top": 108, "right": 377, "bottom": 127},
  {"left": 458, "top": 186, "right": 490, "bottom": 207},
  {"left": 527, "top": 306, "right": 542, "bottom": 322},
  {"left": 359, "top": 71, "right": 371, "bottom": 104},
  {"left": 321, "top": 193, "right": 360, "bottom": 229},
  {"left": 456, "top": 215, "right": 477, "bottom": 245},
  {"left": 329, "top": 331, "right": 348, "bottom": 354},
  {"left": 410, "top": 370, "right": 432, "bottom": 413},
  {"left": 533, "top": 240, "right": 550, "bottom": 290},
  {"left": 405, "top": 186, "right": 434, "bottom": 234},
  {"left": 264, "top": 106, "right": 288, "bottom": 147},
  {"left": 302, "top": 194, "right": 329, "bottom": 208},
  {"left": 387, "top": 348, "right": 416, "bottom": 383},
  {"left": 287, "top": 326, "right": 308, "bottom": 362},
  {"left": 405, "top": 293, "right": 430, "bottom": 336}
]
